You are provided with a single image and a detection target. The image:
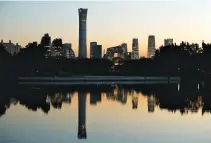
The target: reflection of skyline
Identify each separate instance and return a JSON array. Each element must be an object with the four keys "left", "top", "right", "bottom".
[
  {"left": 1, "top": 84, "right": 210, "bottom": 116},
  {"left": 1, "top": 84, "right": 211, "bottom": 140}
]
